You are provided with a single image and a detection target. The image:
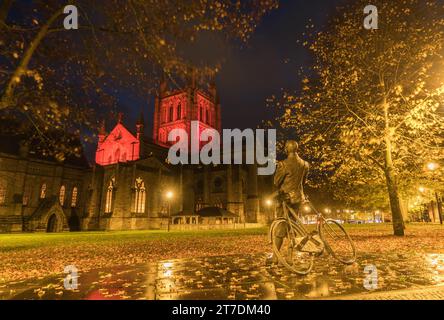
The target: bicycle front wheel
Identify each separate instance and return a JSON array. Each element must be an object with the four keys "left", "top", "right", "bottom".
[
  {"left": 319, "top": 219, "right": 356, "bottom": 264},
  {"left": 270, "top": 219, "right": 314, "bottom": 275}
]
